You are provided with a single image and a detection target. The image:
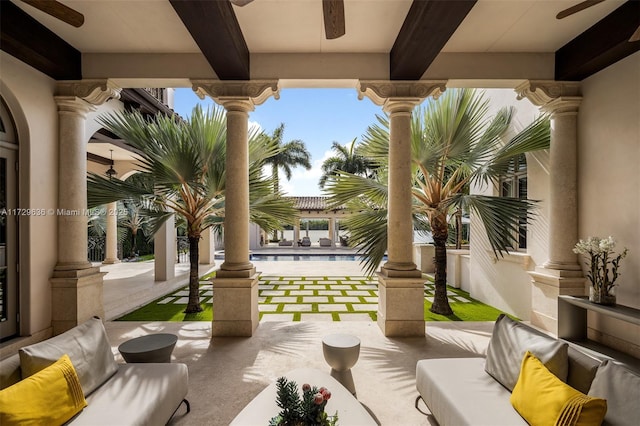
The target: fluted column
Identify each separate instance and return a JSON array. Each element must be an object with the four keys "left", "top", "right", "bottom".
[
  {"left": 516, "top": 81, "right": 585, "bottom": 334},
  {"left": 357, "top": 80, "right": 446, "bottom": 336},
  {"left": 103, "top": 202, "right": 119, "bottom": 264},
  {"left": 51, "top": 80, "right": 120, "bottom": 334},
  {"left": 193, "top": 80, "right": 279, "bottom": 336},
  {"left": 54, "top": 98, "right": 95, "bottom": 270}
]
